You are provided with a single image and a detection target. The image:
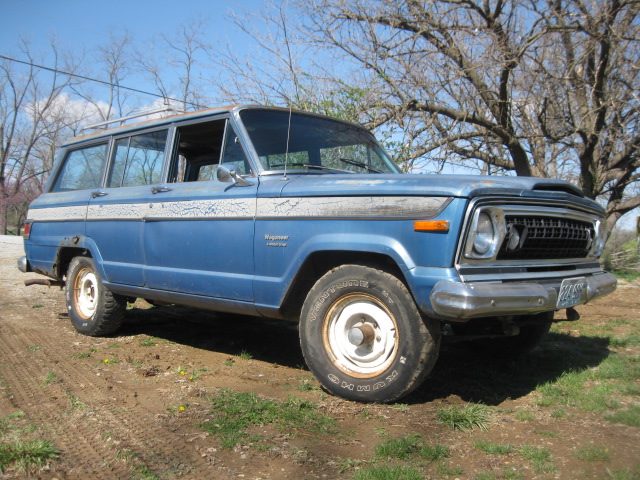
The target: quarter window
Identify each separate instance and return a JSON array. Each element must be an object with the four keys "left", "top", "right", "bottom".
[
  {"left": 51, "top": 143, "right": 108, "bottom": 192},
  {"left": 108, "top": 130, "right": 167, "bottom": 187}
]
